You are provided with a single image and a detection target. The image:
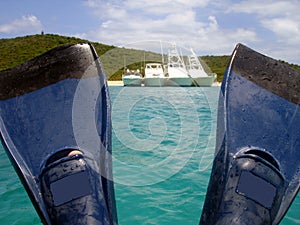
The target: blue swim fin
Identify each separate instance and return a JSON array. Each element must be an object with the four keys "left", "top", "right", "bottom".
[
  {"left": 200, "top": 44, "right": 300, "bottom": 224},
  {"left": 0, "top": 43, "right": 118, "bottom": 225}
]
